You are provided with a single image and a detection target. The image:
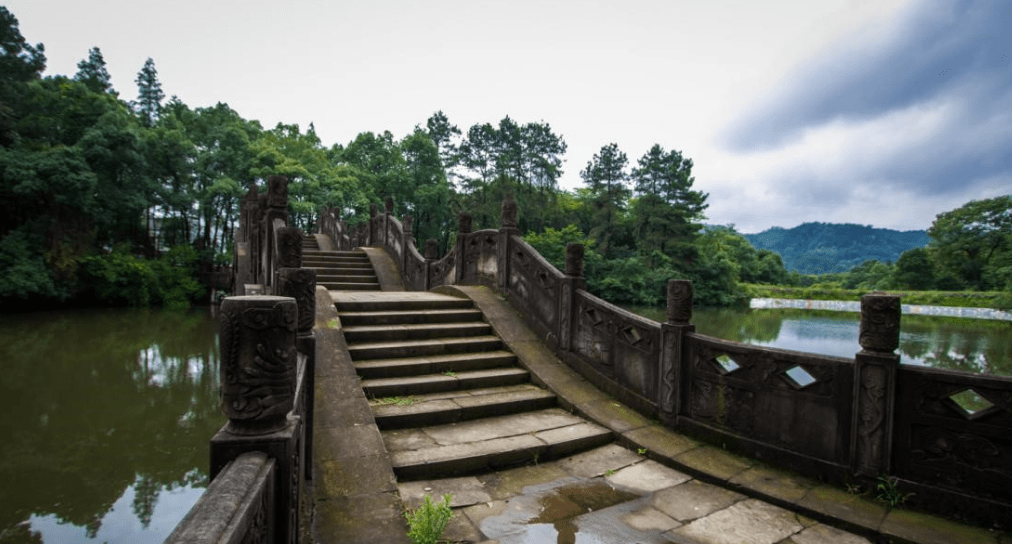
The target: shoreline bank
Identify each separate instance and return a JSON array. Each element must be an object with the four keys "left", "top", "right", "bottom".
[{"left": 749, "top": 297, "right": 1012, "bottom": 322}]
